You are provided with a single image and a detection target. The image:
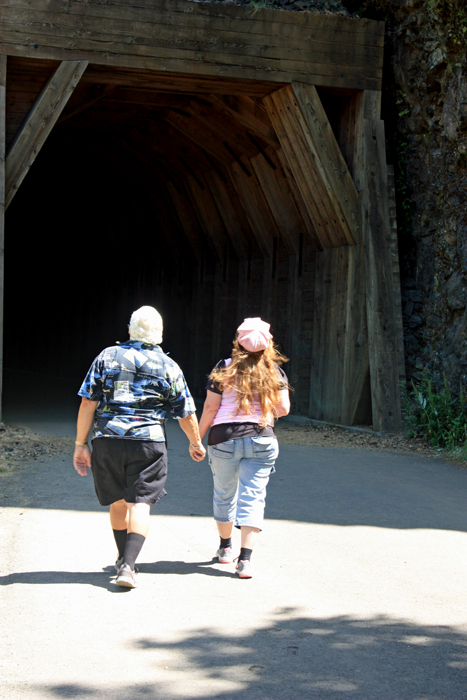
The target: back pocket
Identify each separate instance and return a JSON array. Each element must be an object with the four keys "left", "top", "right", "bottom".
[{"left": 211, "top": 440, "right": 235, "bottom": 459}]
